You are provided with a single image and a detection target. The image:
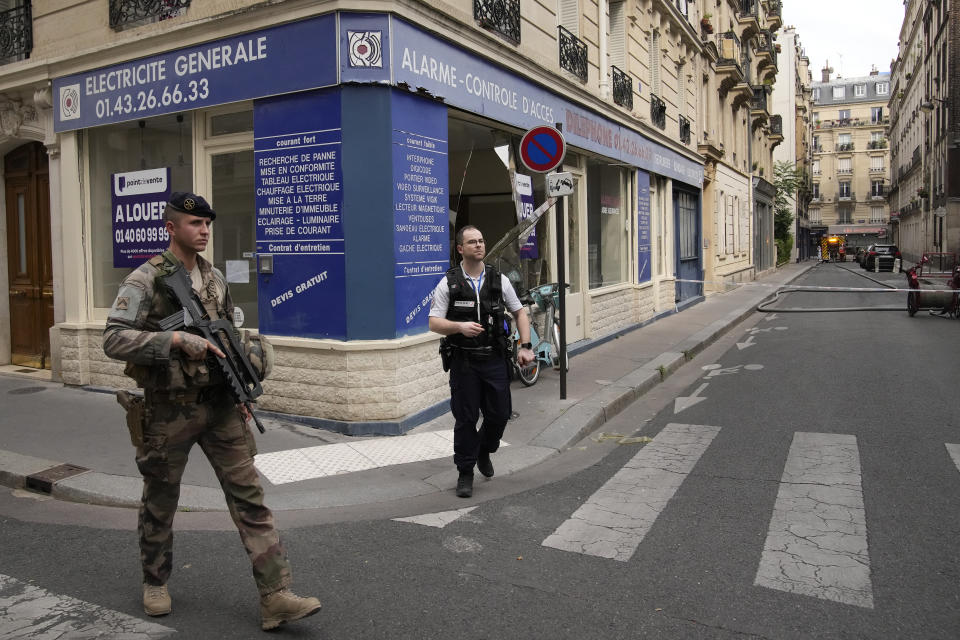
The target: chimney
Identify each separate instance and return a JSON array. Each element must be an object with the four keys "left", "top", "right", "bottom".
[
  {"left": 821, "top": 61, "right": 833, "bottom": 83},
  {"left": 869, "top": 65, "right": 879, "bottom": 76}
]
